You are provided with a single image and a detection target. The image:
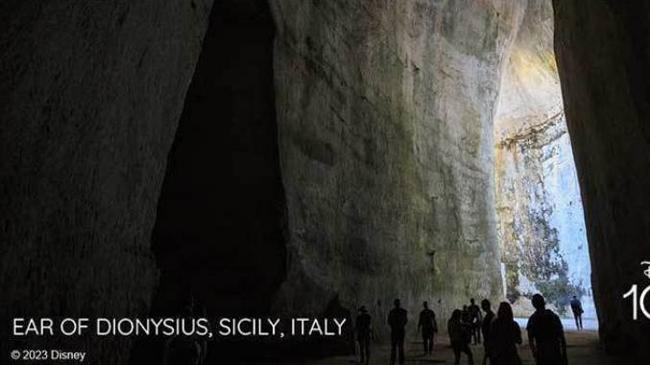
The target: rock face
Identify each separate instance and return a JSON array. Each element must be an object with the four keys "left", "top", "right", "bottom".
[
  {"left": 494, "top": 0, "right": 560, "bottom": 140},
  {"left": 142, "top": 3, "right": 287, "bottom": 361},
  {"left": 270, "top": 0, "right": 524, "bottom": 334},
  {"left": 149, "top": 0, "right": 285, "bottom": 331},
  {"left": 0, "top": 0, "right": 214, "bottom": 362},
  {"left": 13, "top": 0, "right": 649, "bottom": 362},
  {"left": 1, "top": 0, "right": 527, "bottom": 359},
  {"left": 495, "top": 116, "right": 594, "bottom": 318},
  {"left": 553, "top": 0, "right": 650, "bottom": 358},
  {"left": 494, "top": 0, "right": 594, "bottom": 318}
]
